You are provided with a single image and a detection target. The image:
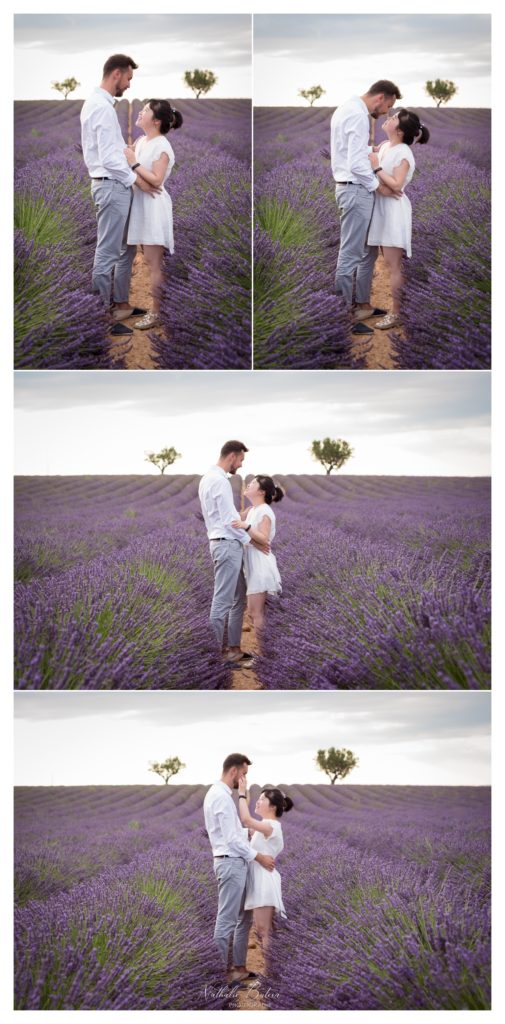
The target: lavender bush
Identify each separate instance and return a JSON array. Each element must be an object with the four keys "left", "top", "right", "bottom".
[
  {"left": 14, "top": 99, "right": 251, "bottom": 369},
  {"left": 14, "top": 783, "right": 491, "bottom": 1010},
  {"left": 254, "top": 107, "right": 491, "bottom": 369},
  {"left": 15, "top": 474, "right": 490, "bottom": 690}
]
